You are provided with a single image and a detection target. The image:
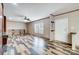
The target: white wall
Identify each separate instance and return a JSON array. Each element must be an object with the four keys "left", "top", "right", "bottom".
[
  {"left": 7, "top": 21, "right": 27, "bottom": 34},
  {"left": 54, "top": 10, "right": 79, "bottom": 47},
  {"left": 68, "top": 11, "right": 79, "bottom": 46},
  {"left": 55, "top": 17, "right": 68, "bottom": 43},
  {"left": 7, "top": 21, "right": 26, "bottom": 30}
]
